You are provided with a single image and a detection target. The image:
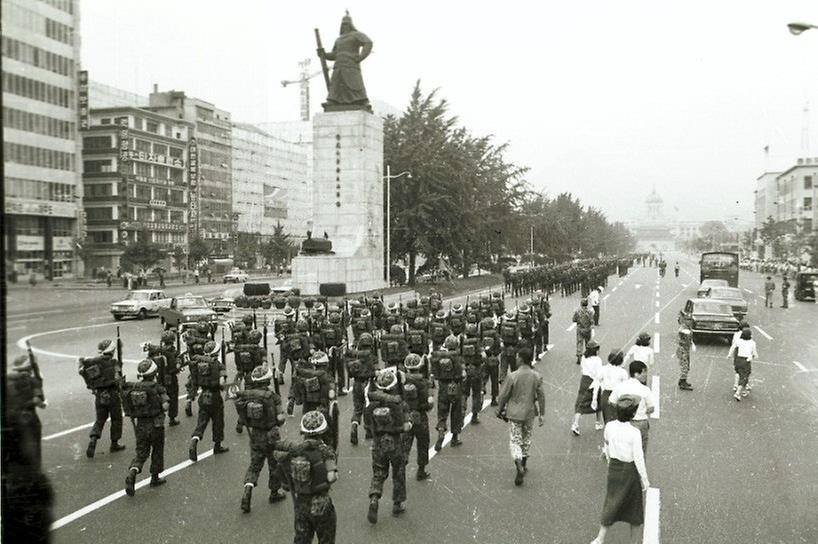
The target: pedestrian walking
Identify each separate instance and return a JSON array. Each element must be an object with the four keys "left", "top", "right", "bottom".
[
  {"left": 609, "top": 361, "right": 654, "bottom": 455},
  {"left": 727, "top": 328, "right": 757, "bottom": 401},
  {"left": 207, "top": 268, "right": 213, "bottom": 283},
  {"left": 596, "top": 350, "right": 628, "bottom": 424},
  {"left": 676, "top": 328, "right": 695, "bottom": 391},
  {"left": 623, "top": 332, "right": 654, "bottom": 369},
  {"left": 781, "top": 276, "right": 790, "bottom": 308},
  {"left": 590, "top": 396, "right": 650, "bottom": 544},
  {"left": 763, "top": 276, "right": 775, "bottom": 308},
  {"left": 495, "top": 347, "right": 545, "bottom": 486},
  {"left": 572, "top": 299, "right": 595, "bottom": 365},
  {"left": 674, "top": 262, "right": 680, "bottom": 278},
  {"left": 106, "top": 271, "right": 112, "bottom": 288},
  {"left": 571, "top": 340, "right": 604, "bottom": 436},
  {"left": 194, "top": 268, "right": 200, "bottom": 285},
  {"left": 588, "top": 286, "right": 602, "bottom": 326}
]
